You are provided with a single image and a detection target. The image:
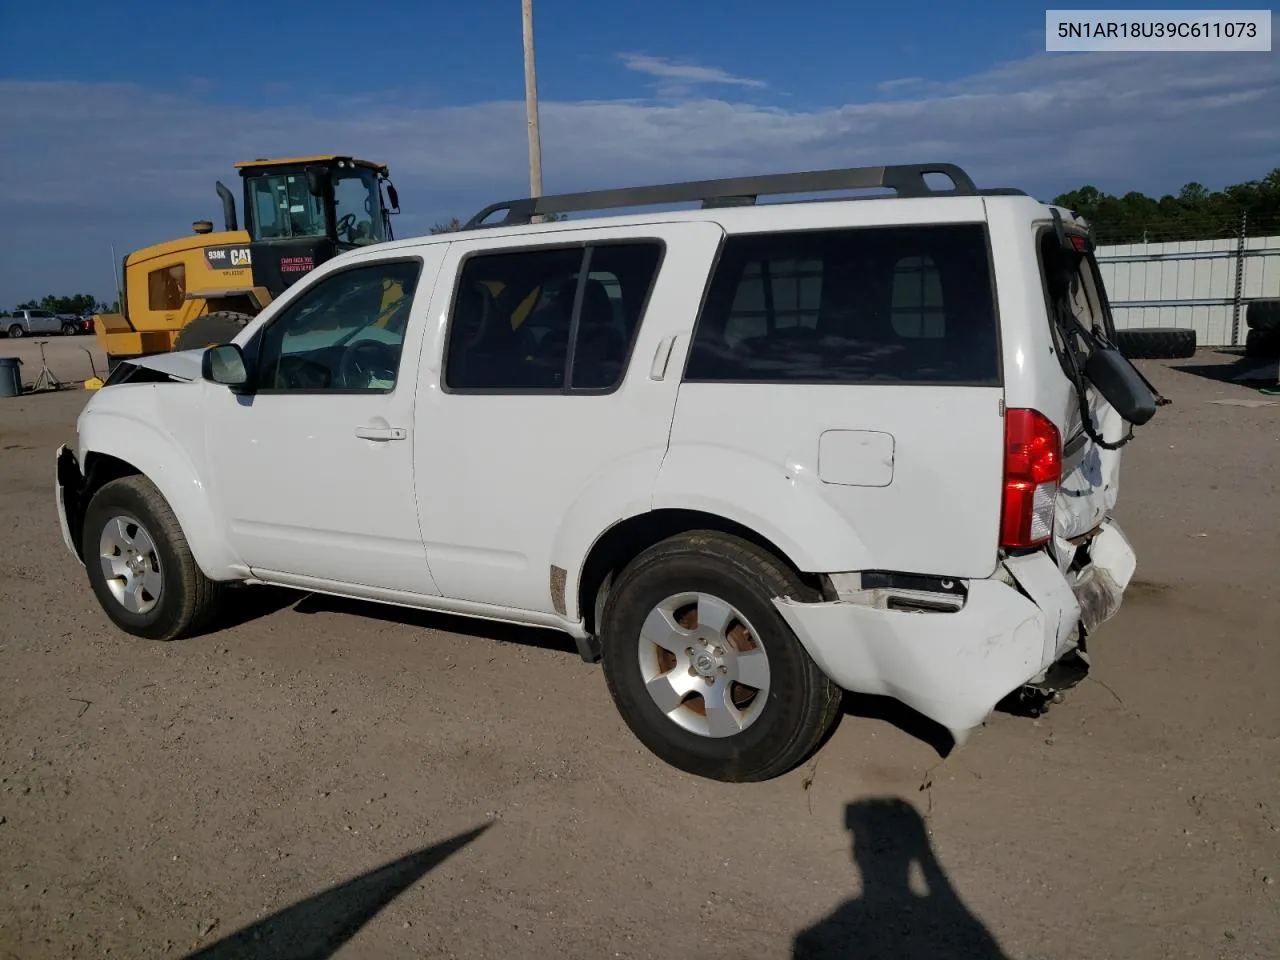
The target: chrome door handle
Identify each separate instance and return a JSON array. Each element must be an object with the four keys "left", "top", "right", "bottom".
[{"left": 354, "top": 425, "right": 407, "bottom": 441}]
